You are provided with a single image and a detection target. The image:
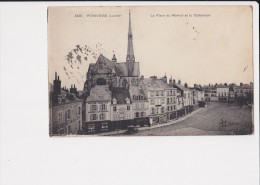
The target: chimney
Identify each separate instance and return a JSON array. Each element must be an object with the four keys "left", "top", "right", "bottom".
[
  {"left": 173, "top": 79, "right": 176, "bottom": 84},
  {"left": 178, "top": 79, "right": 181, "bottom": 84},
  {"left": 140, "top": 75, "right": 144, "bottom": 80},
  {"left": 52, "top": 72, "right": 62, "bottom": 105},
  {"left": 162, "top": 74, "right": 167, "bottom": 83},
  {"left": 240, "top": 82, "right": 243, "bottom": 86},
  {"left": 184, "top": 83, "right": 188, "bottom": 88},
  {"left": 169, "top": 76, "right": 173, "bottom": 85}
]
